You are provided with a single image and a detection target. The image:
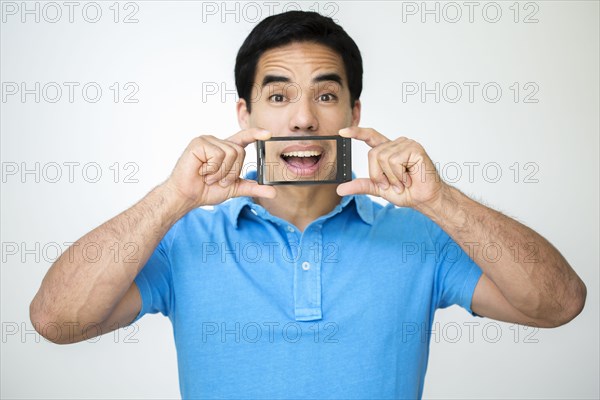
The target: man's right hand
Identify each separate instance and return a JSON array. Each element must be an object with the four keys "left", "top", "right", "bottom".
[{"left": 163, "top": 128, "right": 277, "bottom": 209}]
